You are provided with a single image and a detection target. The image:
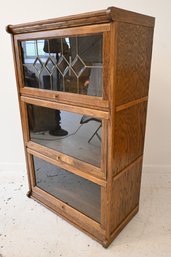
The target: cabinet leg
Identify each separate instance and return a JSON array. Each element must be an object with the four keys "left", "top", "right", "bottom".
[{"left": 26, "top": 190, "right": 32, "bottom": 198}]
